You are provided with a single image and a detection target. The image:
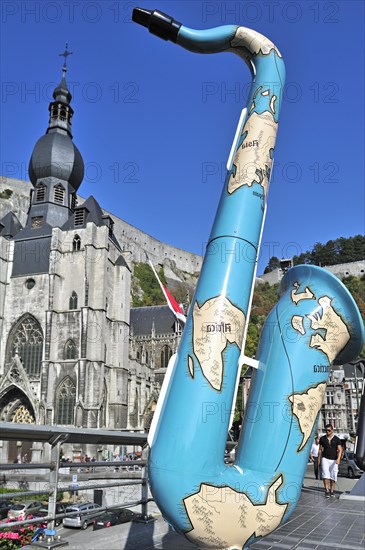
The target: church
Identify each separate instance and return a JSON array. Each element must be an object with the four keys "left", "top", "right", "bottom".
[{"left": 0, "top": 55, "right": 186, "bottom": 462}]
